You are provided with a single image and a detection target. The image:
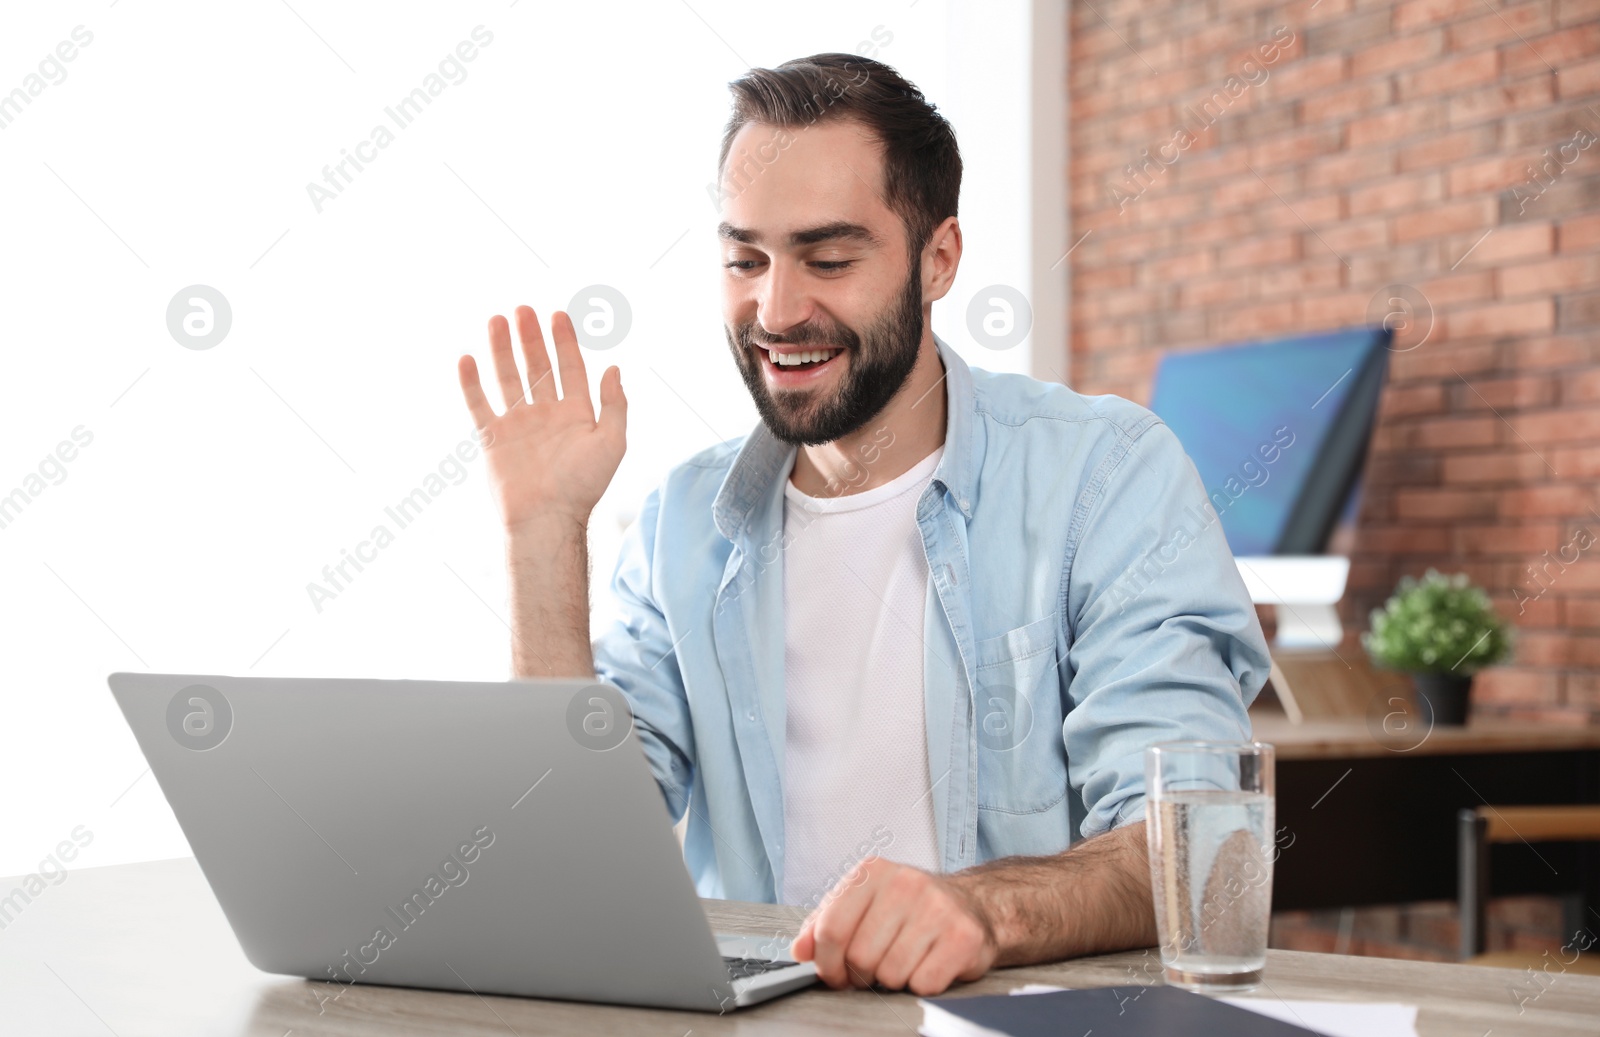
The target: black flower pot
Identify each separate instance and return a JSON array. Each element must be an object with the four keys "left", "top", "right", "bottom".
[{"left": 1411, "top": 671, "right": 1473, "bottom": 726}]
